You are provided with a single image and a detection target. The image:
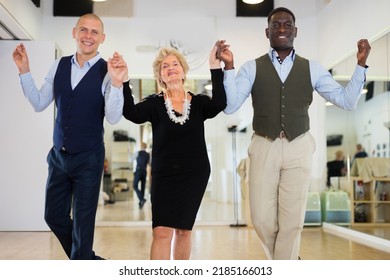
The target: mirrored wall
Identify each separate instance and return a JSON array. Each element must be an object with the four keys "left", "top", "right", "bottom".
[
  {"left": 327, "top": 31, "right": 390, "bottom": 172},
  {"left": 326, "top": 31, "right": 390, "bottom": 234}
]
